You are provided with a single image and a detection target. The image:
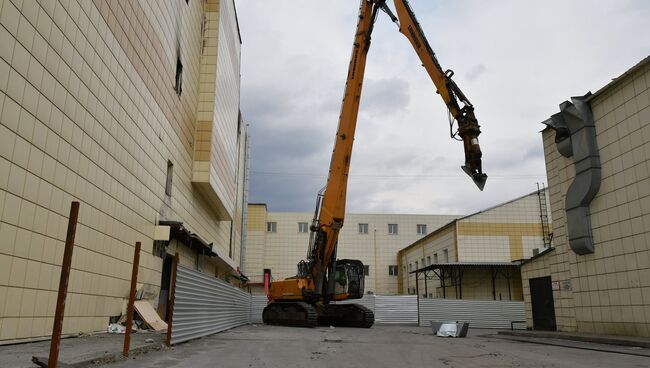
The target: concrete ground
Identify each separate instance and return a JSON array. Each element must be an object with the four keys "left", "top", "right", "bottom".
[
  {"left": 109, "top": 324, "right": 650, "bottom": 368},
  {"left": 0, "top": 331, "right": 165, "bottom": 368}
]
